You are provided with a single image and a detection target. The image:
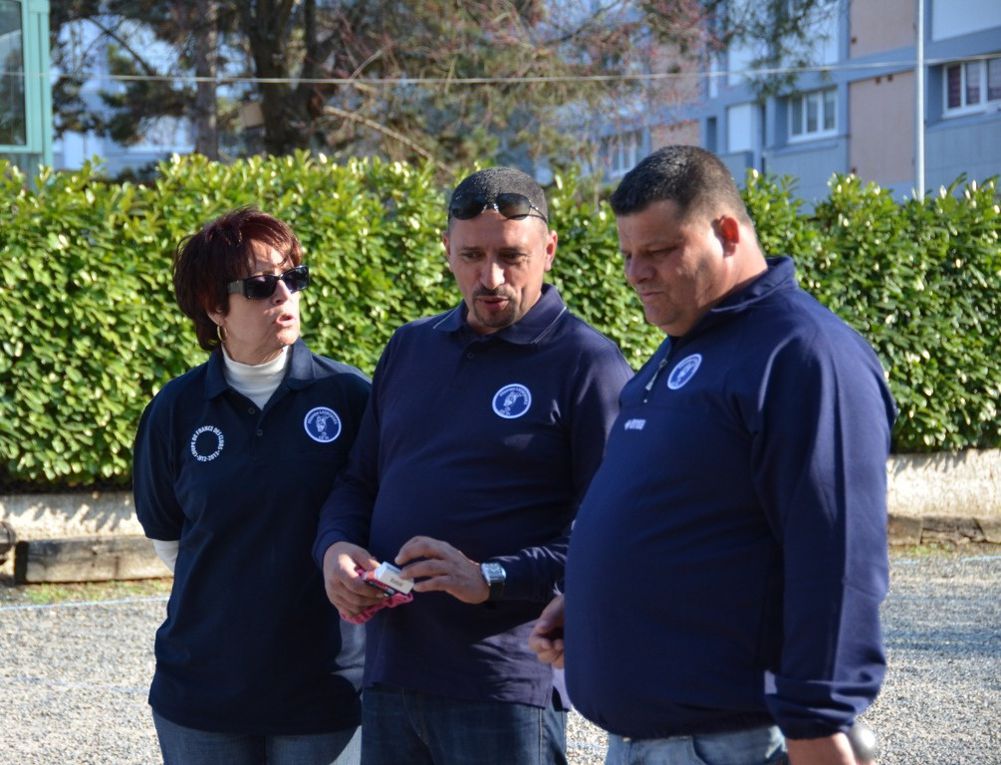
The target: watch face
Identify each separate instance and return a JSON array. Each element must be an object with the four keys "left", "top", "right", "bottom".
[
  {"left": 483, "top": 562, "right": 505, "bottom": 582},
  {"left": 482, "top": 561, "right": 506, "bottom": 600}
]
